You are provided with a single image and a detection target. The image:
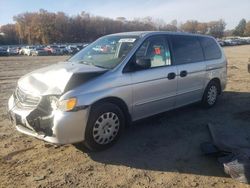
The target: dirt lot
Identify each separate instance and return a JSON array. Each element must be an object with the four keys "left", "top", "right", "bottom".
[{"left": 0, "top": 45, "right": 250, "bottom": 188}]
